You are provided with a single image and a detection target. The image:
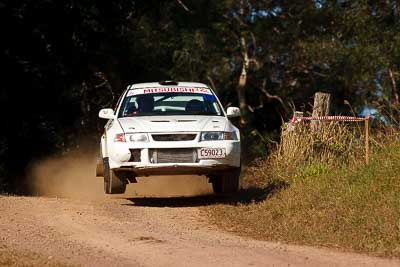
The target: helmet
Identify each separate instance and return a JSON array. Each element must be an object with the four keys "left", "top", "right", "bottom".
[
  {"left": 185, "top": 99, "right": 205, "bottom": 112},
  {"left": 137, "top": 94, "right": 154, "bottom": 112}
]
